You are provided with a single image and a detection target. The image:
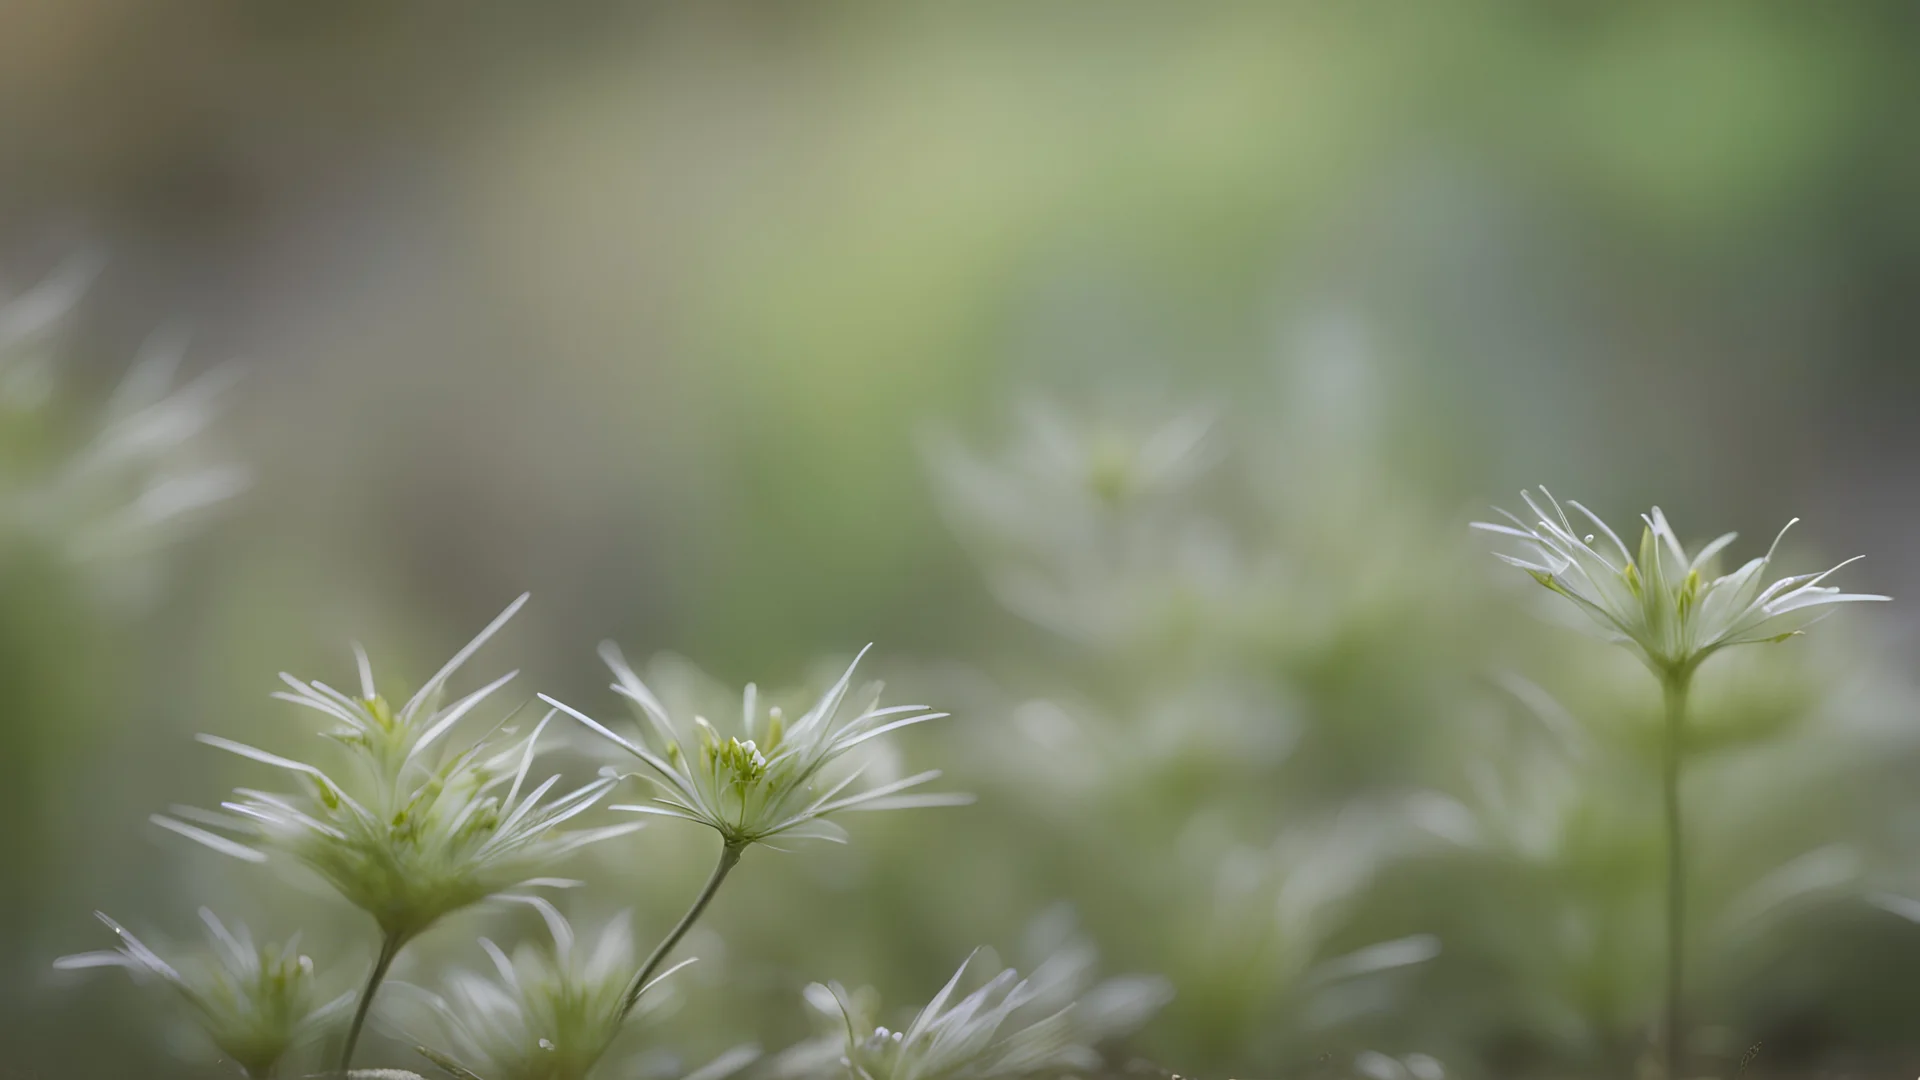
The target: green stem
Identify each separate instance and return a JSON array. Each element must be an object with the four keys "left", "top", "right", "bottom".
[
  {"left": 622, "top": 841, "right": 744, "bottom": 1018},
  {"left": 338, "top": 931, "right": 405, "bottom": 1075},
  {"left": 1659, "top": 667, "right": 1692, "bottom": 1080}
]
